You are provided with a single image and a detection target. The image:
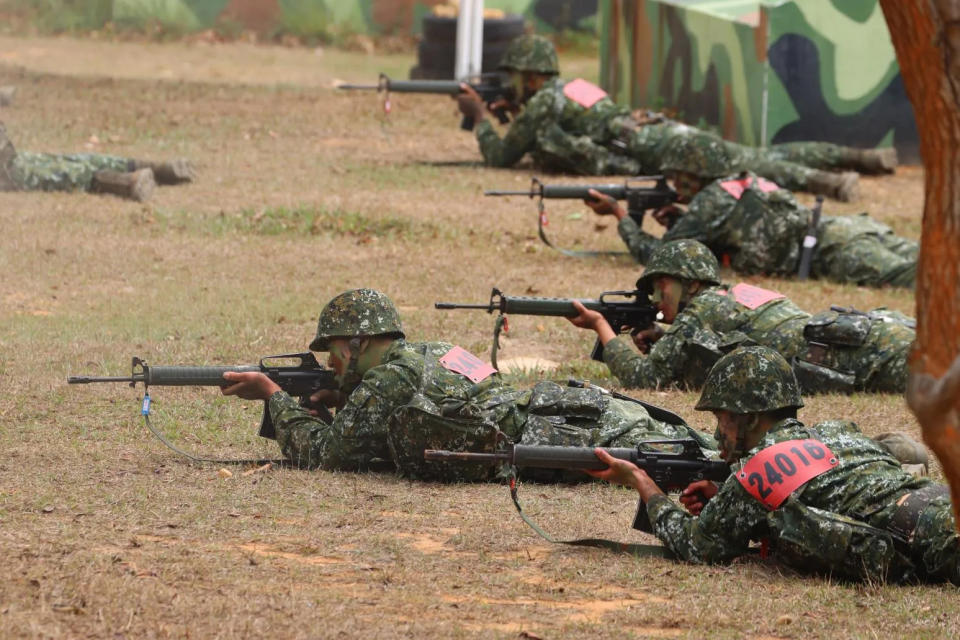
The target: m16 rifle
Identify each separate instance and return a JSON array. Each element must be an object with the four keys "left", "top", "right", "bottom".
[
  {"left": 68, "top": 352, "right": 337, "bottom": 442},
  {"left": 337, "top": 72, "right": 515, "bottom": 131},
  {"left": 435, "top": 286, "right": 659, "bottom": 366},
  {"left": 425, "top": 439, "right": 729, "bottom": 534},
  {"left": 485, "top": 176, "right": 678, "bottom": 256}
]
